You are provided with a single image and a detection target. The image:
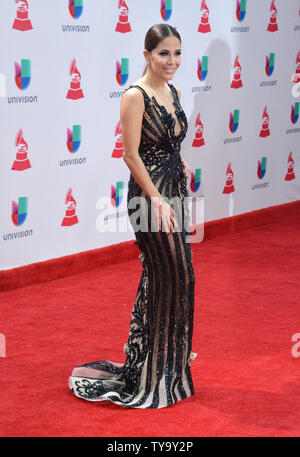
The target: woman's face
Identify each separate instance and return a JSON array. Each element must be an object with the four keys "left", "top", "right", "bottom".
[{"left": 145, "top": 35, "right": 181, "bottom": 80}]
